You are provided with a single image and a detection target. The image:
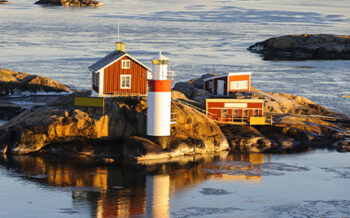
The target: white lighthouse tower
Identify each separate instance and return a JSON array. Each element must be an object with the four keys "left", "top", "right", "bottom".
[{"left": 147, "top": 52, "right": 172, "bottom": 137}]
